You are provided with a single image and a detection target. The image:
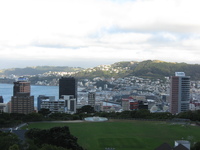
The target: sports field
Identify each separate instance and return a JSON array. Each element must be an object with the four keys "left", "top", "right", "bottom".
[{"left": 25, "top": 120, "right": 200, "bottom": 150}]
